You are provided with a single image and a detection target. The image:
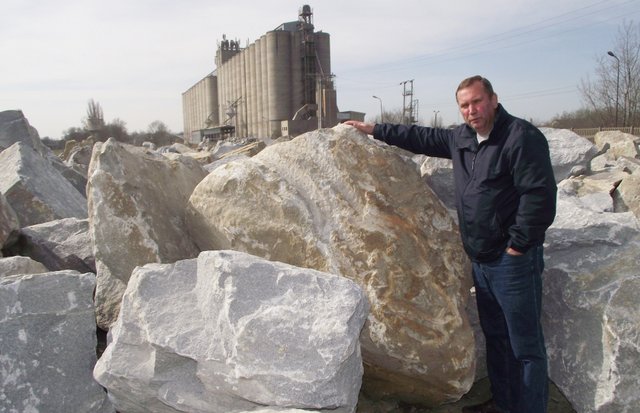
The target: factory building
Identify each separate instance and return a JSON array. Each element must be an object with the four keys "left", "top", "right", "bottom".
[{"left": 182, "top": 5, "right": 344, "bottom": 143}]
